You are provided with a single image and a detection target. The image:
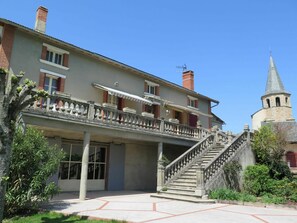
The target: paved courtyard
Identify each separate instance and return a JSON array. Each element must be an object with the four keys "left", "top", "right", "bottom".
[{"left": 46, "top": 191, "right": 297, "bottom": 223}]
